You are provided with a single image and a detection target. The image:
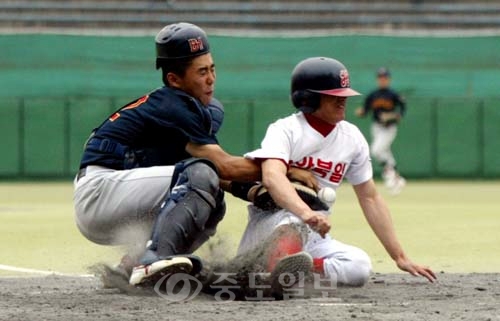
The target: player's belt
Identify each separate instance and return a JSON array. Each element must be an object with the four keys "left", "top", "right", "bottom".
[
  {"left": 76, "top": 165, "right": 114, "bottom": 182},
  {"left": 76, "top": 167, "right": 87, "bottom": 182}
]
